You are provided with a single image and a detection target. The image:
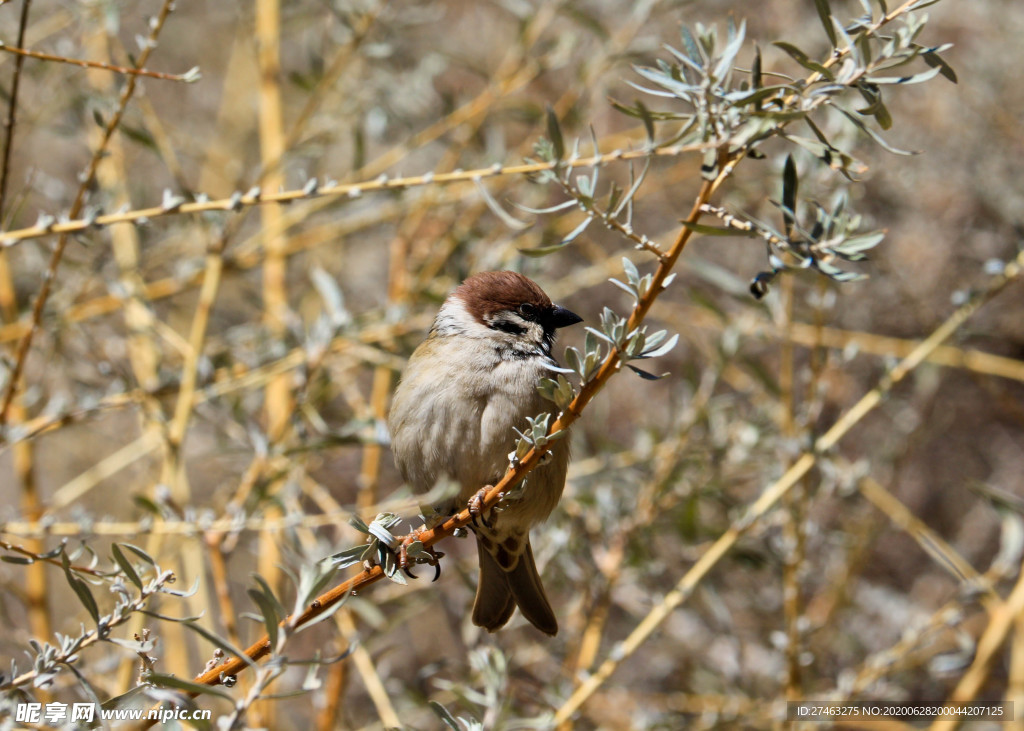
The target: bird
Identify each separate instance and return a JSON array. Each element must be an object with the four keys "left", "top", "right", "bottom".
[{"left": 388, "top": 271, "right": 582, "bottom": 635}]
